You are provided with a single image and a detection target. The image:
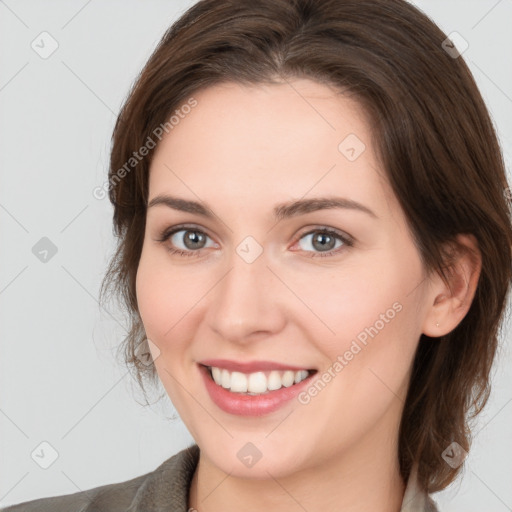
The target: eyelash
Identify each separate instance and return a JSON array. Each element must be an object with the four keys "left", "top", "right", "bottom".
[{"left": 156, "top": 224, "right": 354, "bottom": 259}]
